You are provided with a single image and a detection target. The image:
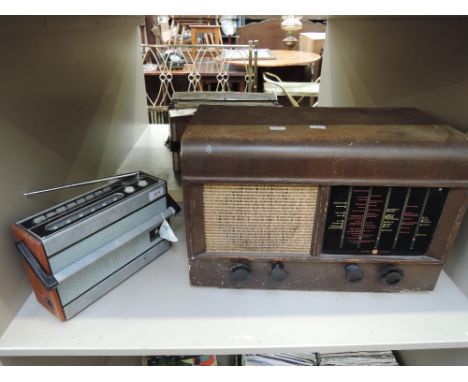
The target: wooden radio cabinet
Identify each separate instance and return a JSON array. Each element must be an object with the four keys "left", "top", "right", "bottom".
[{"left": 181, "top": 106, "right": 468, "bottom": 292}]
